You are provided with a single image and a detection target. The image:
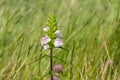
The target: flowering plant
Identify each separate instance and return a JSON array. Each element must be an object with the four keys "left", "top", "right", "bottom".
[
  {"left": 40, "top": 15, "right": 63, "bottom": 80},
  {"left": 41, "top": 16, "right": 63, "bottom": 50}
]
